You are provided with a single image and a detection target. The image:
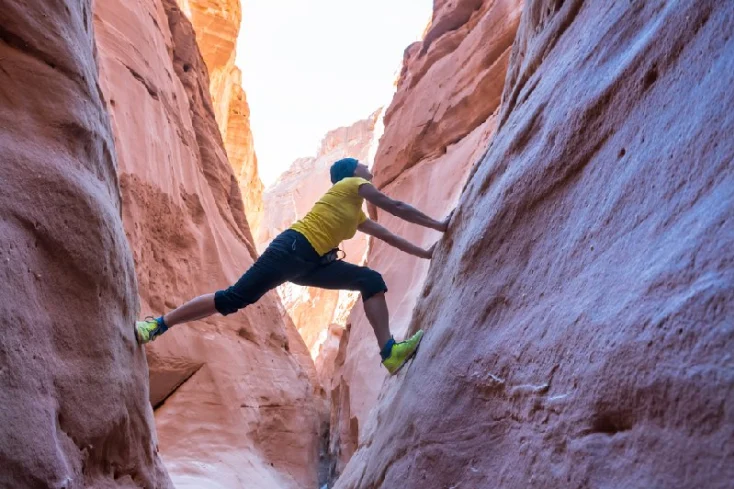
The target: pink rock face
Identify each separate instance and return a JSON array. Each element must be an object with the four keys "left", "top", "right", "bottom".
[
  {"left": 93, "top": 0, "right": 320, "bottom": 487},
  {"left": 315, "top": 324, "right": 346, "bottom": 390},
  {"left": 335, "top": 1, "right": 734, "bottom": 488},
  {"left": 373, "top": 0, "right": 522, "bottom": 188},
  {"left": 182, "top": 0, "right": 264, "bottom": 236},
  {"left": 226, "top": 75, "right": 263, "bottom": 235},
  {"left": 326, "top": 0, "right": 521, "bottom": 478},
  {"left": 258, "top": 110, "right": 382, "bottom": 362},
  {"left": 0, "top": 1, "right": 171, "bottom": 488}
]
